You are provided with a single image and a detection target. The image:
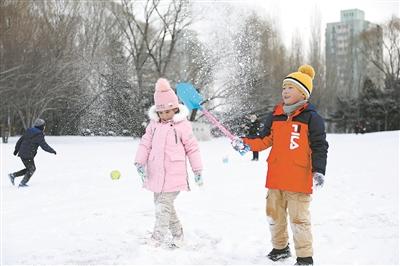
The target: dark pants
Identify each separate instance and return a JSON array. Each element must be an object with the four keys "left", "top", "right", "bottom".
[
  {"left": 13, "top": 158, "right": 36, "bottom": 185},
  {"left": 252, "top": 151, "right": 259, "bottom": 160}
]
